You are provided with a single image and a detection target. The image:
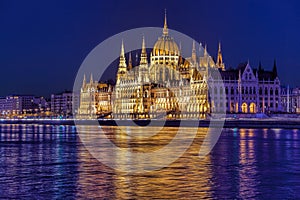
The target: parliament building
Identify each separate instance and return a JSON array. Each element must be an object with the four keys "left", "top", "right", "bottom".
[{"left": 77, "top": 13, "right": 282, "bottom": 119}]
